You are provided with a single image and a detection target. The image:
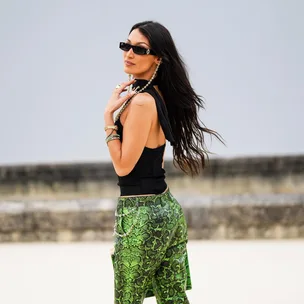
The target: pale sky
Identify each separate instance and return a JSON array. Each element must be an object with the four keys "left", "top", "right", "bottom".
[{"left": 0, "top": 0, "right": 303, "bottom": 165}]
